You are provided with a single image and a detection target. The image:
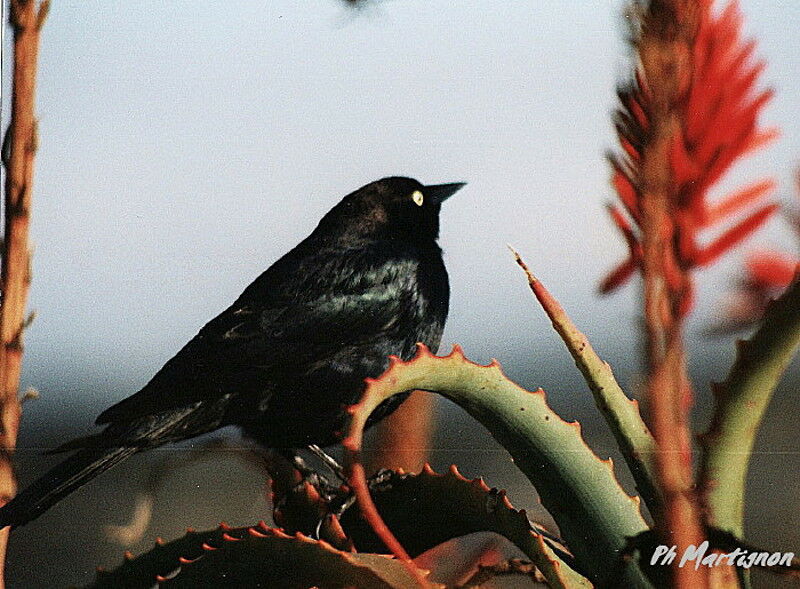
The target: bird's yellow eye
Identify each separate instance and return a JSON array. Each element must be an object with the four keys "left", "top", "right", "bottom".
[{"left": 411, "top": 190, "right": 424, "bottom": 207}]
